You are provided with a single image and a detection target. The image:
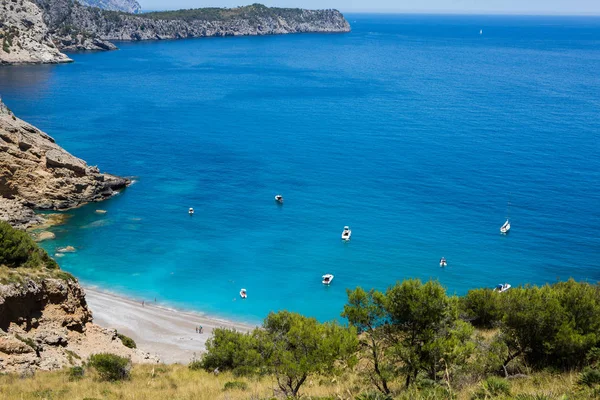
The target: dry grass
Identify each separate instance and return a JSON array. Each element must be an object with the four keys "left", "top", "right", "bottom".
[
  {"left": 0, "top": 363, "right": 589, "bottom": 400},
  {"left": 0, "top": 364, "right": 365, "bottom": 400},
  {"left": 0, "top": 265, "right": 74, "bottom": 285}
]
